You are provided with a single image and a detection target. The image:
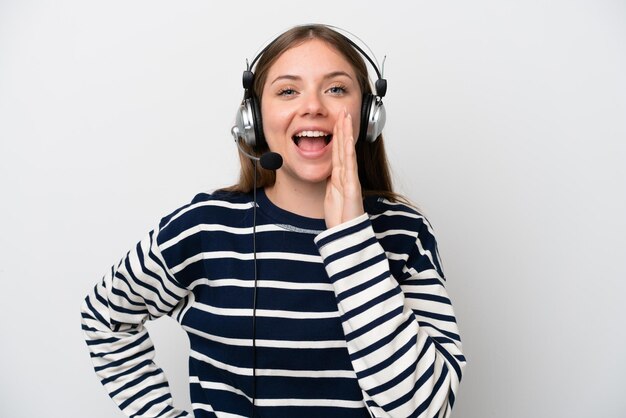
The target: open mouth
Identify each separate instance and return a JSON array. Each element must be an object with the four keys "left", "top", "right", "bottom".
[{"left": 292, "top": 130, "right": 332, "bottom": 152}]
